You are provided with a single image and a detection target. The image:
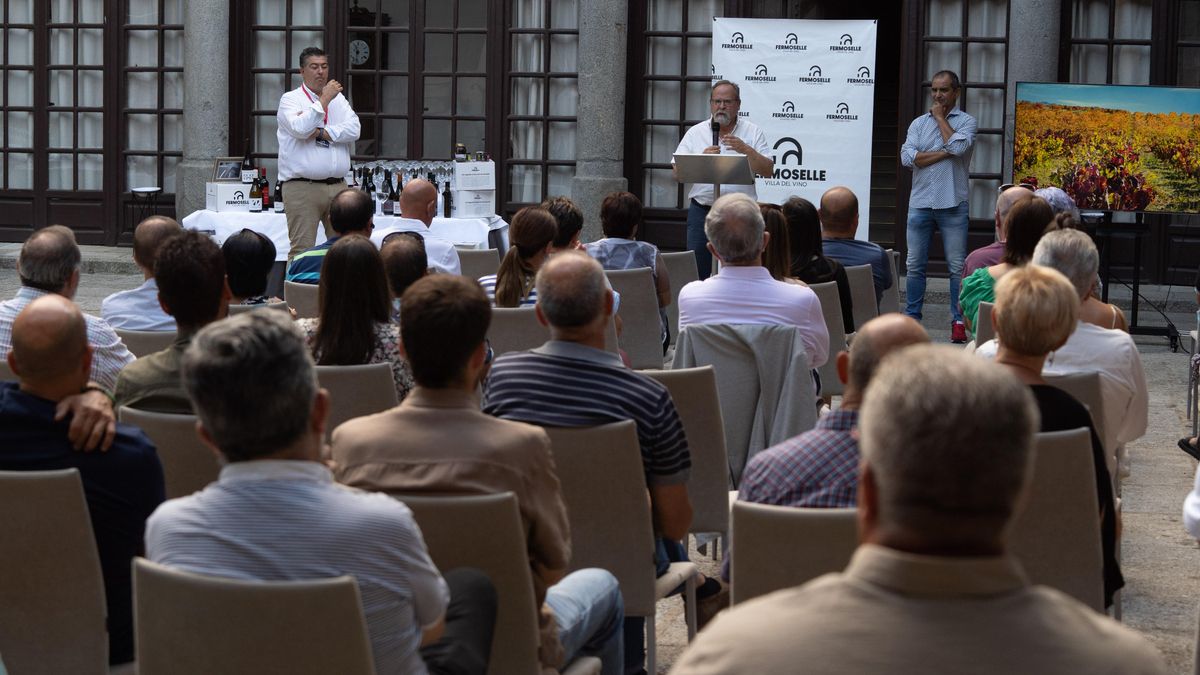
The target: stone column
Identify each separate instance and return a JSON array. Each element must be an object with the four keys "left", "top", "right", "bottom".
[
  {"left": 177, "top": 0, "right": 231, "bottom": 220},
  {"left": 1004, "top": 0, "right": 1059, "bottom": 181},
  {"left": 571, "top": 0, "right": 629, "bottom": 242}
]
